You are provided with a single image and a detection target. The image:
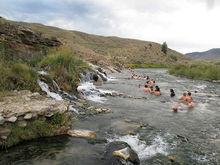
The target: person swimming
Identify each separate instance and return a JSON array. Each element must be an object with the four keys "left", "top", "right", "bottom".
[
  {"left": 170, "top": 89, "right": 175, "bottom": 97},
  {"left": 186, "top": 92, "right": 195, "bottom": 108},
  {"left": 154, "top": 86, "right": 161, "bottom": 96},
  {"left": 144, "top": 84, "right": 151, "bottom": 93},
  {"left": 179, "top": 92, "right": 187, "bottom": 102}
]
